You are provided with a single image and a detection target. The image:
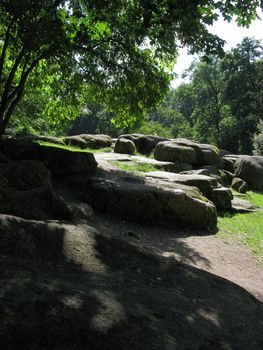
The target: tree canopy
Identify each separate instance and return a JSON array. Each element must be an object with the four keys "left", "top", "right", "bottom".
[
  {"left": 141, "top": 37, "right": 263, "bottom": 154},
  {"left": 0, "top": 0, "right": 262, "bottom": 134}
]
